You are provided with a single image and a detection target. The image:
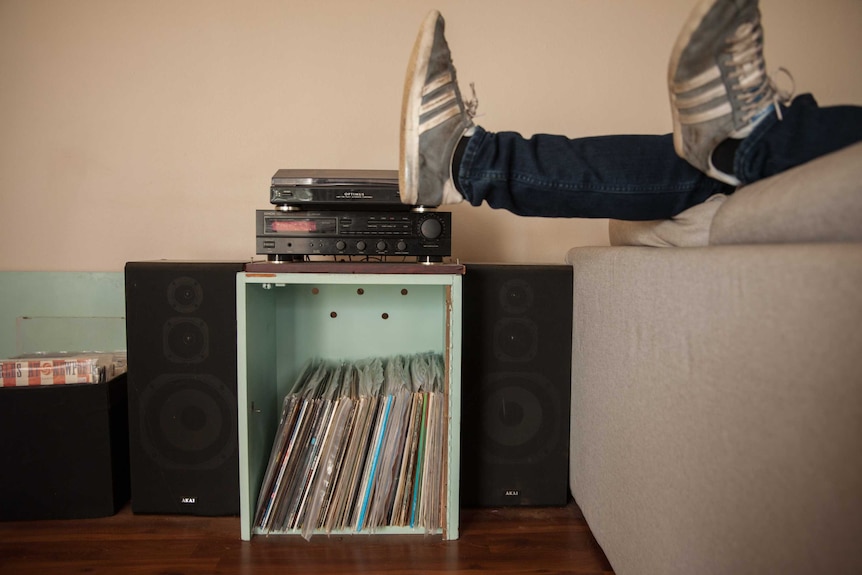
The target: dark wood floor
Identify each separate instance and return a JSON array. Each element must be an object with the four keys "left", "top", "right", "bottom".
[{"left": 0, "top": 500, "right": 613, "bottom": 574}]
